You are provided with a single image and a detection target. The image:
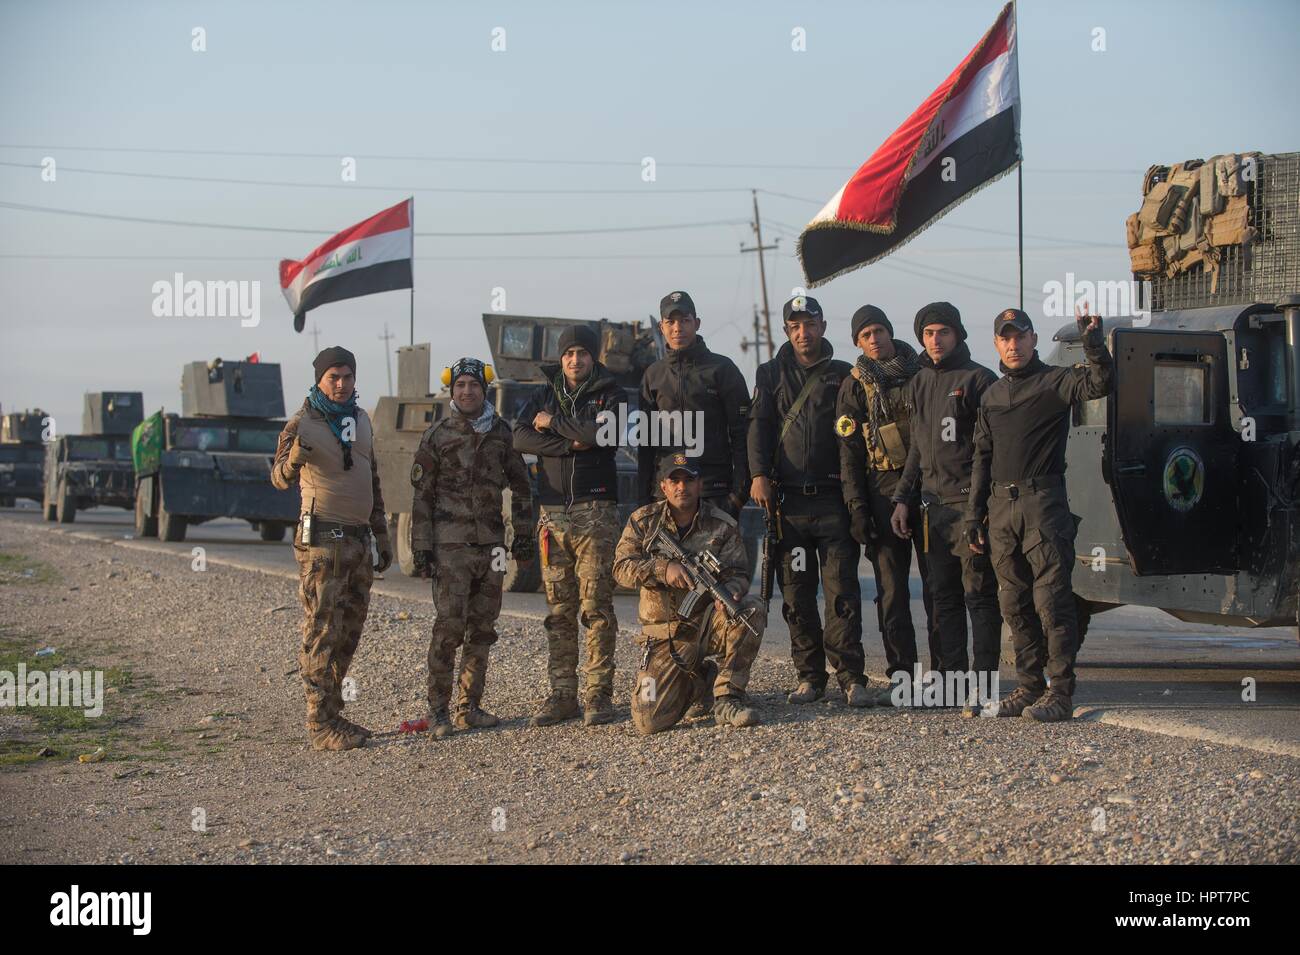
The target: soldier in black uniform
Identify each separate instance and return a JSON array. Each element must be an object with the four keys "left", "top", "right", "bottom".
[
  {"left": 968, "top": 305, "right": 1113, "bottom": 722},
  {"left": 835, "top": 305, "right": 932, "bottom": 704},
  {"left": 750, "top": 296, "right": 871, "bottom": 707},
  {"left": 889, "top": 302, "right": 1002, "bottom": 714},
  {"left": 638, "top": 291, "right": 751, "bottom": 516}
]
